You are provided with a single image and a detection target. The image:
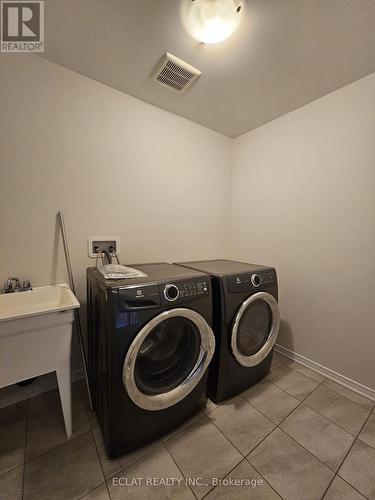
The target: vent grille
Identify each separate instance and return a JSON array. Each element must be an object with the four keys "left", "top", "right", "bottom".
[
  {"left": 152, "top": 53, "right": 201, "bottom": 92},
  {"left": 166, "top": 60, "right": 195, "bottom": 79}
]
